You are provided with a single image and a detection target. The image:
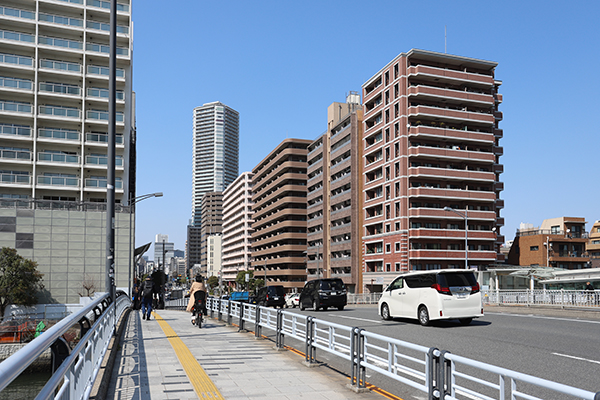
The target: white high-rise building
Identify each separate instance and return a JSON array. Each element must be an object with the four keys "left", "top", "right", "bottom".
[
  {"left": 0, "top": 0, "right": 134, "bottom": 304},
  {"left": 191, "top": 102, "right": 239, "bottom": 226}
]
